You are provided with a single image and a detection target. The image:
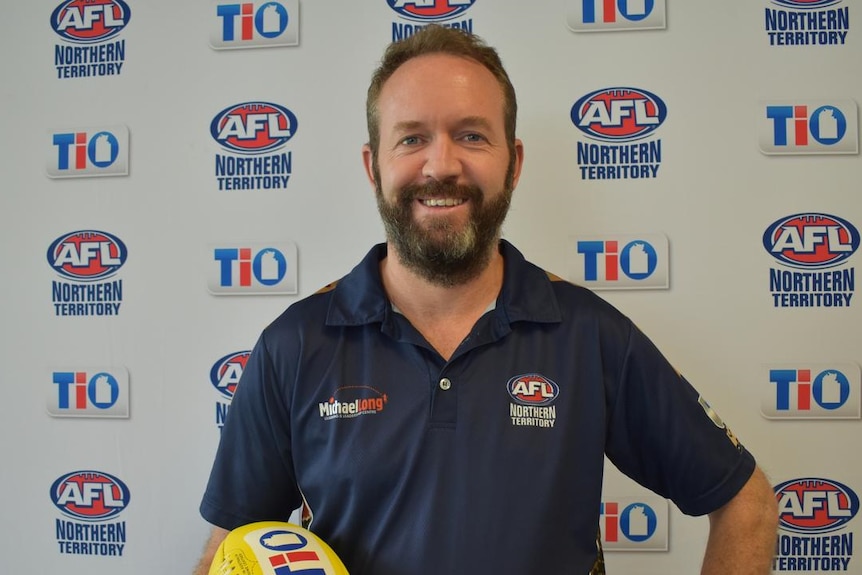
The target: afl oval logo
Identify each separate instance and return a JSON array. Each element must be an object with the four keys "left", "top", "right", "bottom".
[
  {"left": 775, "top": 478, "right": 859, "bottom": 534},
  {"left": 771, "top": 0, "right": 841, "bottom": 9},
  {"left": 763, "top": 213, "right": 859, "bottom": 269},
  {"left": 210, "top": 102, "right": 298, "bottom": 154},
  {"left": 47, "top": 230, "right": 128, "bottom": 281},
  {"left": 209, "top": 351, "right": 251, "bottom": 399},
  {"left": 387, "top": 0, "right": 476, "bottom": 22},
  {"left": 51, "top": 0, "right": 131, "bottom": 44},
  {"left": 507, "top": 374, "right": 559, "bottom": 406},
  {"left": 50, "top": 470, "right": 130, "bottom": 521},
  {"left": 571, "top": 87, "right": 667, "bottom": 142}
]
